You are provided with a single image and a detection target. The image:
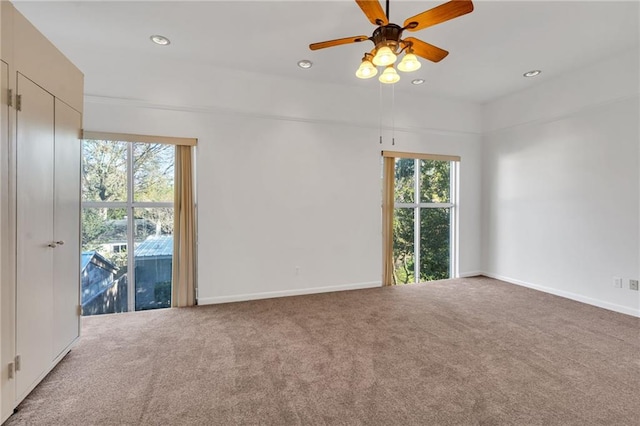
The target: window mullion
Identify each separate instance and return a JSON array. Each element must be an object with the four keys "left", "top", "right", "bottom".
[
  {"left": 395, "top": 203, "right": 418, "bottom": 208},
  {"left": 414, "top": 159, "right": 420, "bottom": 284},
  {"left": 127, "top": 142, "right": 135, "bottom": 312},
  {"left": 450, "top": 161, "right": 459, "bottom": 278},
  {"left": 81, "top": 201, "right": 128, "bottom": 209},
  {"left": 418, "top": 203, "right": 453, "bottom": 208},
  {"left": 131, "top": 202, "right": 173, "bottom": 208}
]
